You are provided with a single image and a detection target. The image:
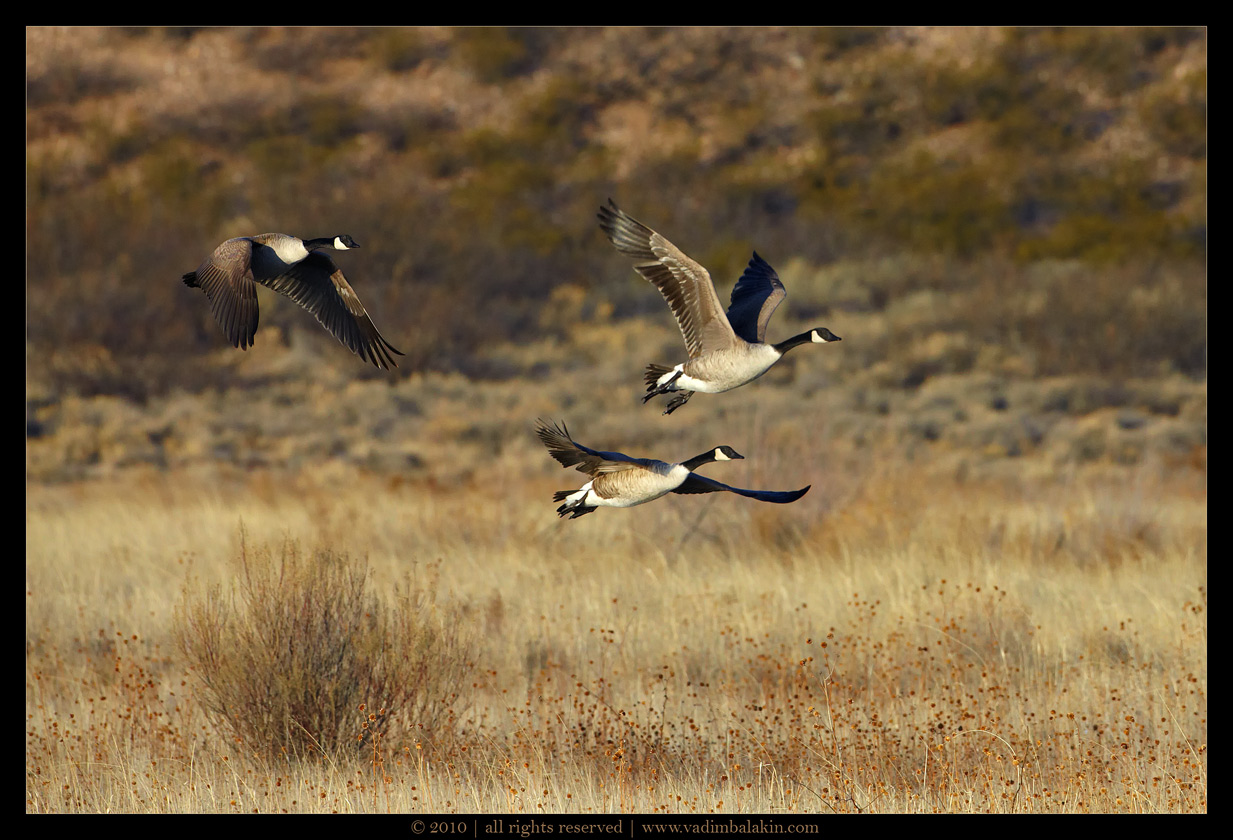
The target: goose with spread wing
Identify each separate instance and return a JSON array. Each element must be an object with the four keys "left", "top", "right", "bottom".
[
  {"left": 535, "top": 419, "right": 810, "bottom": 519},
  {"left": 598, "top": 200, "right": 840, "bottom": 414},
  {"left": 182, "top": 232, "right": 403, "bottom": 370}
]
